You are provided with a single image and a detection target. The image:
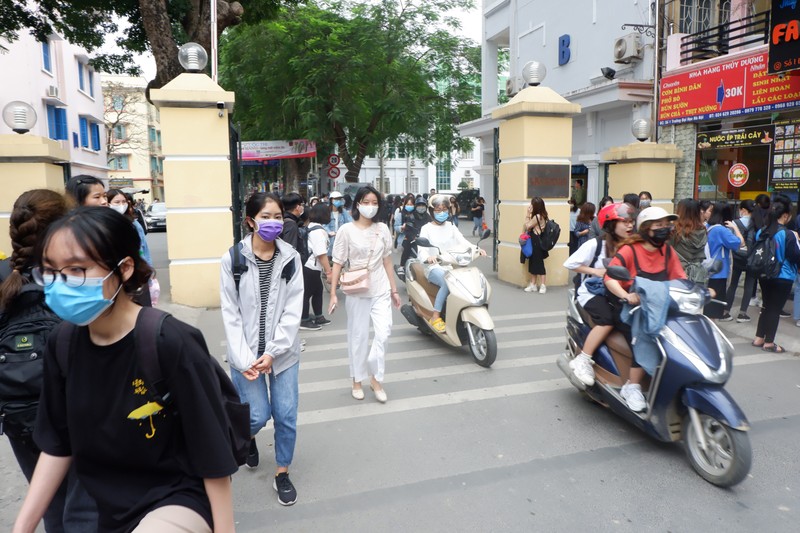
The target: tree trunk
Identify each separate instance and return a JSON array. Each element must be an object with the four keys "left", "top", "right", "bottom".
[{"left": 139, "top": 0, "right": 182, "bottom": 88}]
